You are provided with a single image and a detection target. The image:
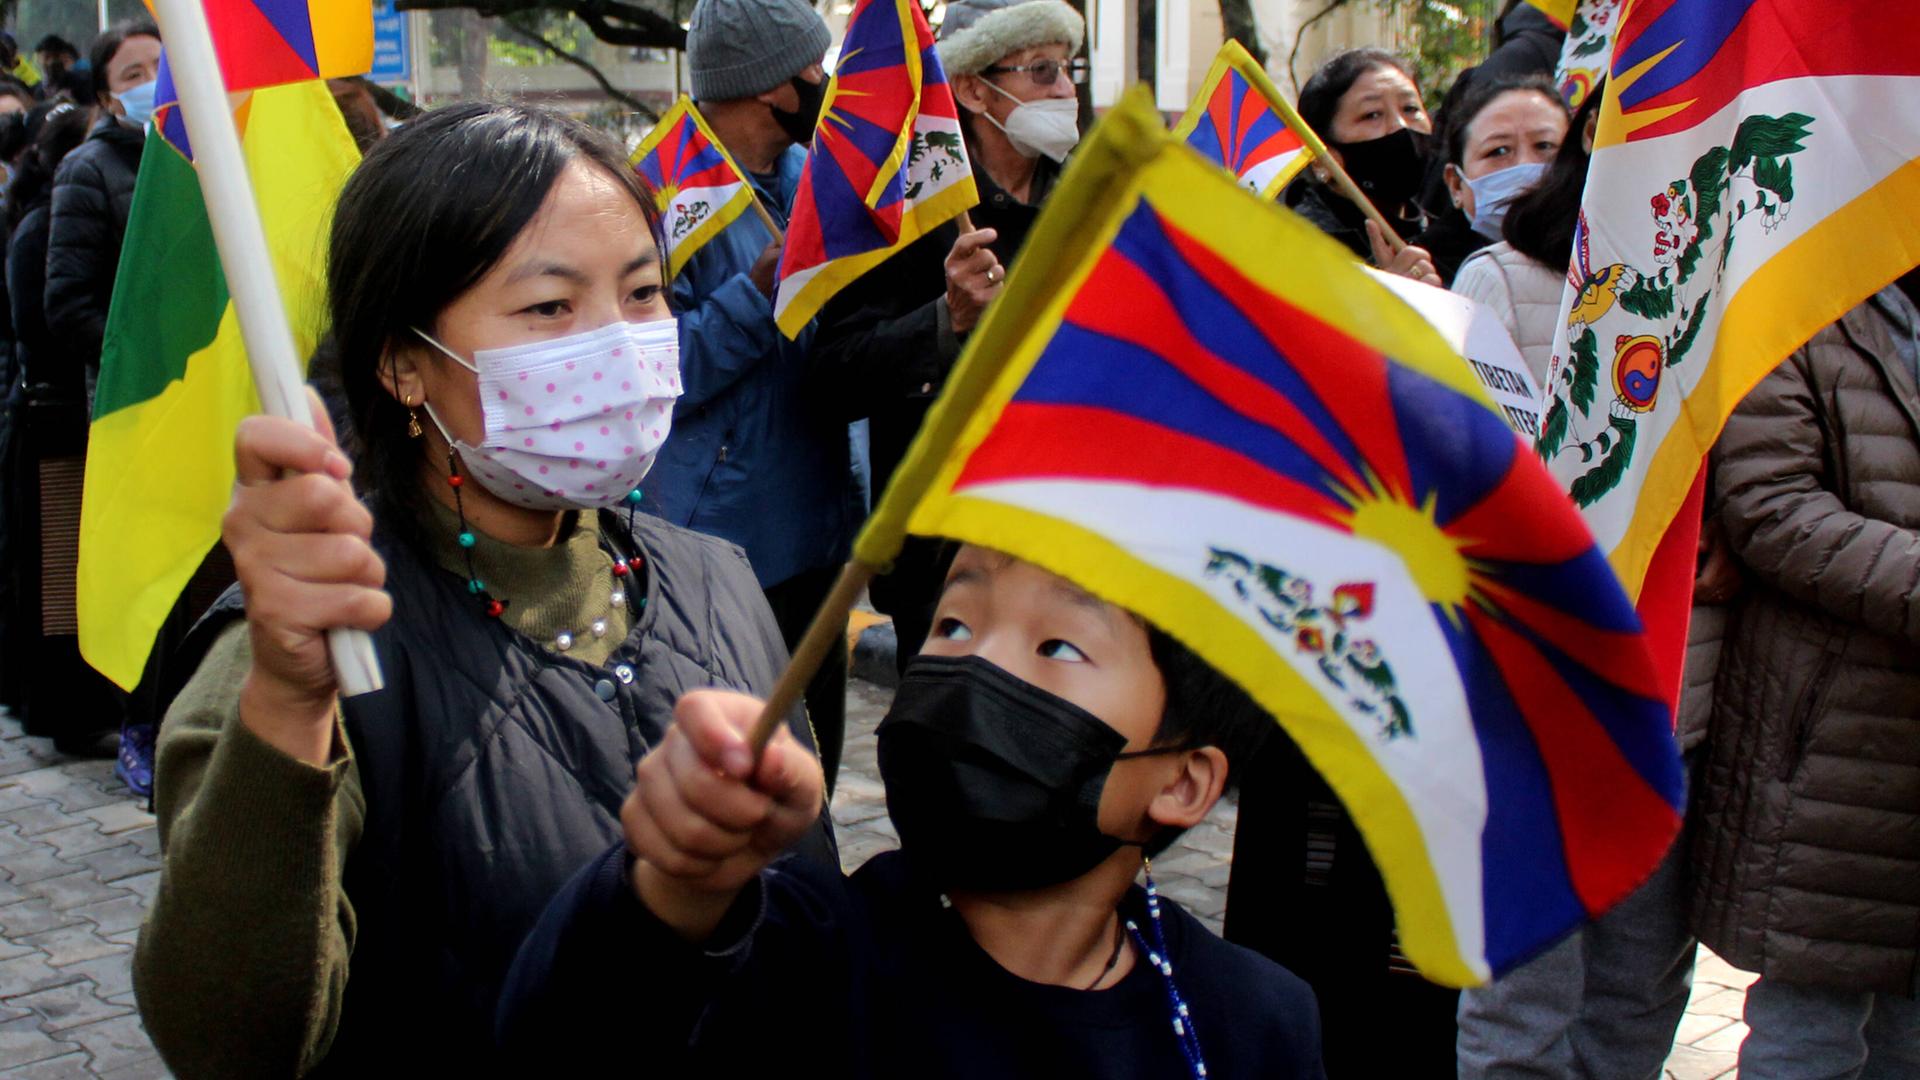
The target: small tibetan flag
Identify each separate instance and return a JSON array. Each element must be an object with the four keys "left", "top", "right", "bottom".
[
  {"left": 1171, "top": 40, "right": 1321, "bottom": 201},
  {"left": 773, "top": 0, "right": 978, "bottom": 338},
  {"left": 631, "top": 96, "right": 759, "bottom": 279},
  {"left": 861, "top": 89, "right": 1684, "bottom": 987},
  {"left": 151, "top": 0, "right": 374, "bottom": 157}
]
